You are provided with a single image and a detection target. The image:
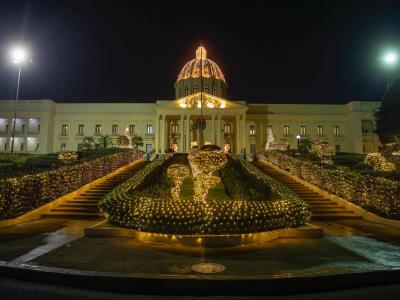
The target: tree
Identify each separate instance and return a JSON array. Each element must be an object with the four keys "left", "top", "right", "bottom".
[
  {"left": 98, "top": 135, "right": 112, "bottom": 148},
  {"left": 299, "top": 139, "right": 312, "bottom": 153},
  {"left": 375, "top": 75, "right": 400, "bottom": 143},
  {"left": 131, "top": 135, "right": 144, "bottom": 149},
  {"left": 83, "top": 136, "right": 95, "bottom": 150}
]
